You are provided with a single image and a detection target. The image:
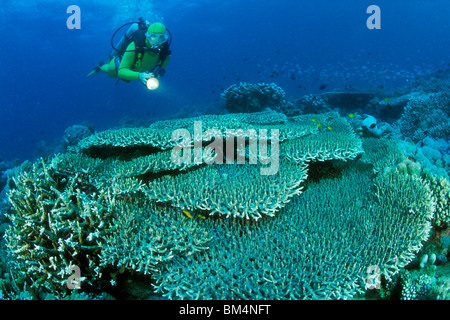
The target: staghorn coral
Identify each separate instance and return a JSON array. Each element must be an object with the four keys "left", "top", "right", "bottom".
[
  {"left": 3, "top": 155, "right": 211, "bottom": 297},
  {"left": 4, "top": 157, "right": 115, "bottom": 296},
  {"left": 221, "top": 82, "right": 287, "bottom": 113}
]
